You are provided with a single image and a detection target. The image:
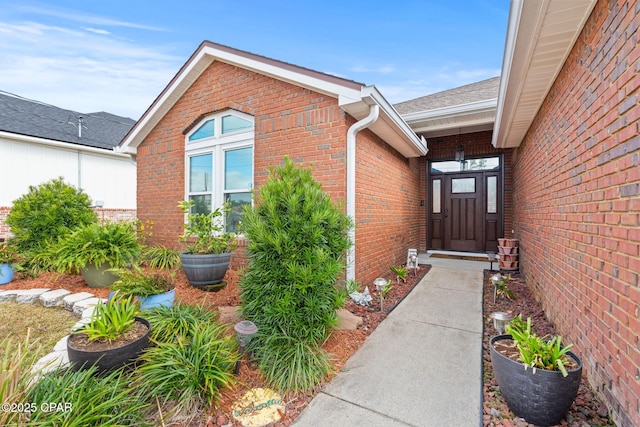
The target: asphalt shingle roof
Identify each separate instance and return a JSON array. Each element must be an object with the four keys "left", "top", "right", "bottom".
[
  {"left": 0, "top": 91, "right": 135, "bottom": 150},
  {"left": 394, "top": 77, "right": 500, "bottom": 115}
]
